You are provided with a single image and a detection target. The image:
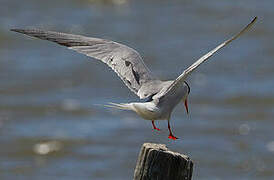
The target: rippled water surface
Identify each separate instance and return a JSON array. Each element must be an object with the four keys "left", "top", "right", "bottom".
[{"left": 1, "top": 0, "right": 273, "bottom": 179}]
